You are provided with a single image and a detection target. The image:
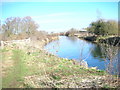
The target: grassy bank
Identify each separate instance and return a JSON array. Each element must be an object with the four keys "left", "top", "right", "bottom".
[
  {"left": 78, "top": 35, "right": 120, "bottom": 46},
  {"left": 1, "top": 38, "right": 120, "bottom": 88}
]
